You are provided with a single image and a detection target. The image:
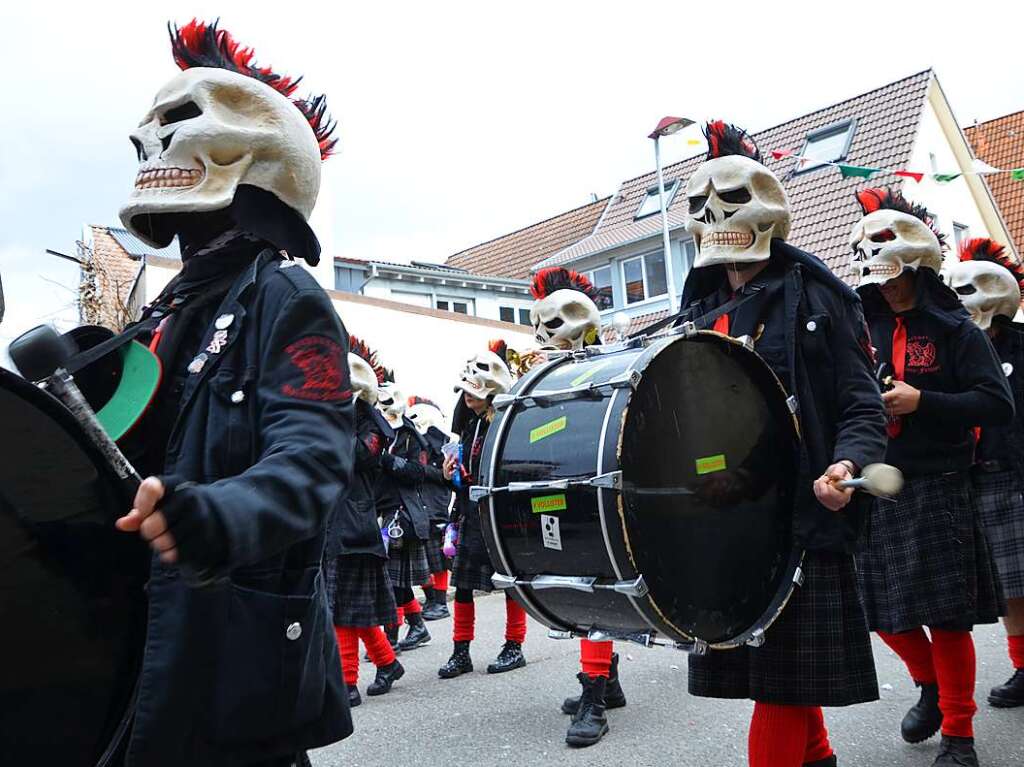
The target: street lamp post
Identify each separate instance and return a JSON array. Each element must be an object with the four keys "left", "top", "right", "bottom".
[{"left": 648, "top": 116, "right": 694, "bottom": 316}]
